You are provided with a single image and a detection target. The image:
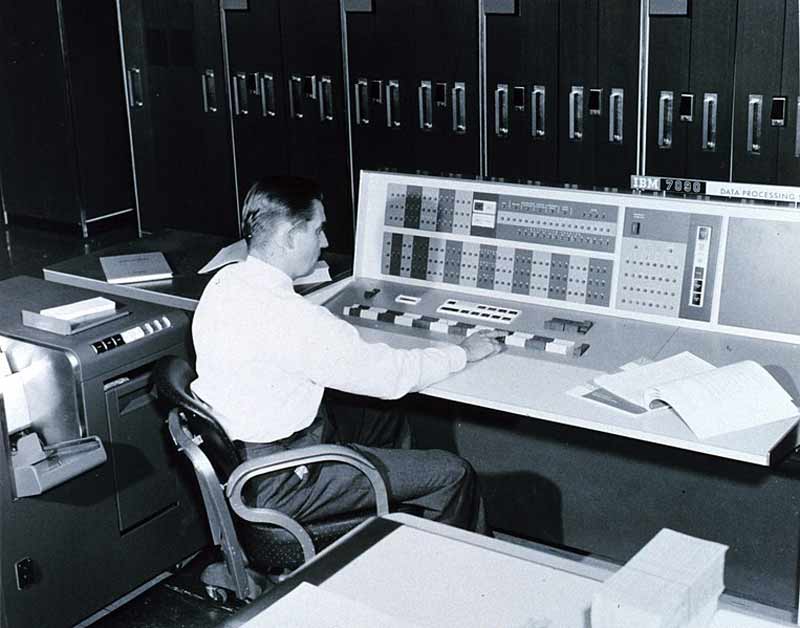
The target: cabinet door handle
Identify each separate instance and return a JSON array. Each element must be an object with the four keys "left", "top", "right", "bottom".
[
  {"left": 702, "top": 92, "right": 718, "bottom": 151},
  {"left": 289, "top": 75, "right": 303, "bottom": 119},
  {"left": 658, "top": 90, "right": 673, "bottom": 148},
  {"left": 259, "top": 73, "right": 276, "bottom": 117},
  {"left": 319, "top": 76, "right": 333, "bottom": 122},
  {"left": 127, "top": 67, "right": 144, "bottom": 108},
  {"left": 355, "top": 78, "right": 369, "bottom": 125},
  {"left": 201, "top": 69, "right": 217, "bottom": 113},
  {"left": 386, "top": 80, "right": 400, "bottom": 128},
  {"left": 569, "top": 85, "right": 584, "bottom": 141},
  {"left": 233, "top": 72, "right": 248, "bottom": 116},
  {"left": 795, "top": 97, "right": 800, "bottom": 158},
  {"left": 609, "top": 88, "right": 624, "bottom": 144},
  {"left": 452, "top": 82, "right": 466, "bottom": 134},
  {"left": 747, "top": 94, "right": 763, "bottom": 154},
  {"left": 495, "top": 84, "right": 509, "bottom": 137},
  {"left": 418, "top": 80, "right": 433, "bottom": 130},
  {"left": 531, "top": 85, "right": 545, "bottom": 138}
]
